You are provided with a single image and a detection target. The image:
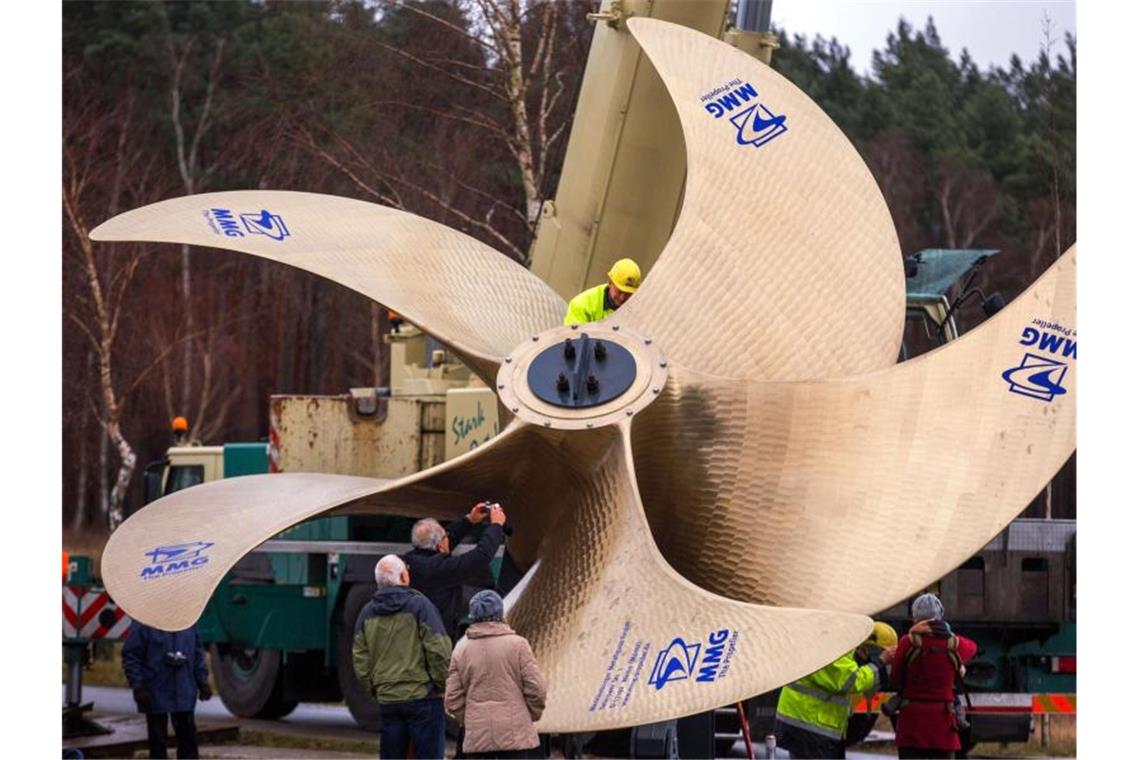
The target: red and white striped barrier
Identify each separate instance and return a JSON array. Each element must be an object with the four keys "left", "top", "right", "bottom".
[
  {"left": 62, "top": 586, "right": 132, "bottom": 640},
  {"left": 852, "top": 692, "right": 1076, "bottom": 714}
]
